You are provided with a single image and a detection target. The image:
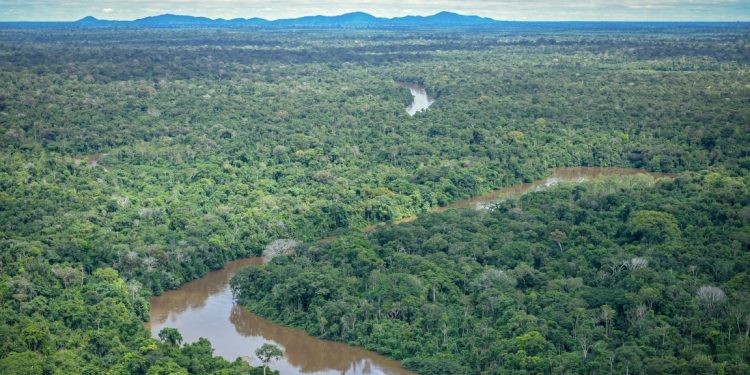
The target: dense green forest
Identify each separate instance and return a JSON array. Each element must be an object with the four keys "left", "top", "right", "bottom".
[
  {"left": 1, "top": 23, "right": 749, "bottom": 374},
  {"left": 233, "top": 173, "right": 750, "bottom": 373}
]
